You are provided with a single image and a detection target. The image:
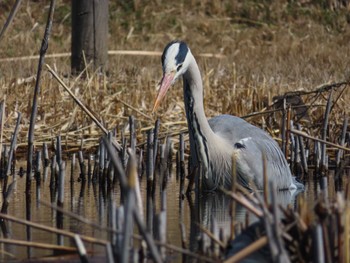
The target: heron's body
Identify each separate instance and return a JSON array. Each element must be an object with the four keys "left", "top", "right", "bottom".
[{"left": 153, "top": 41, "right": 302, "bottom": 191}]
